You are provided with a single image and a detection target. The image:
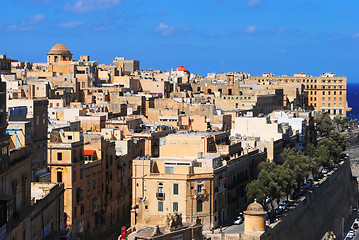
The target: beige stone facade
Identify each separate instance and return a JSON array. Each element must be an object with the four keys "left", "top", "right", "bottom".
[{"left": 248, "top": 73, "right": 347, "bottom": 115}]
